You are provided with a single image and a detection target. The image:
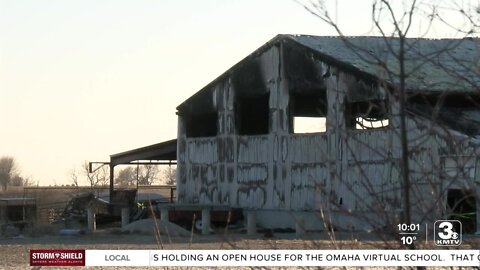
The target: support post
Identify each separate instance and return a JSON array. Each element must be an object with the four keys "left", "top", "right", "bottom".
[
  {"left": 295, "top": 218, "right": 305, "bottom": 237},
  {"left": 109, "top": 165, "right": 115, "bottom": 198},
  {"left": 476, "top": 213, "right": 480, "bottom": 235},
  {"left": 160, "top": 208, "right": 169, "bottom": 221},
  {"left": 121, "top": 207, "right": 130, "bottom": 228},
  {"left": 25, "top": 205, "right": 35, "bottom": 234},
  {"left": 201, "top": 208, "right": 210, "bottom": 235},
  {"left": 0, "top": 205, "right": 6, "bottom": 225},
  {"left": 247, "top": 210, "right": 256, "bottom": 236},
  {"left": 87, "top": 207, "right": 96, "bottom": 231},
  {"left": 476, "top": 182, "right": 480, "bottom": 235}
]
